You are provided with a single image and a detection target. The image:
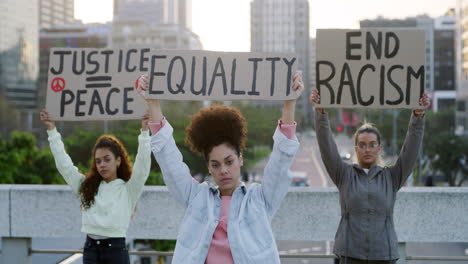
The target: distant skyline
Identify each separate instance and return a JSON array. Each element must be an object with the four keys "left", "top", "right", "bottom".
[{"left": 75, "top": 0, "right": 456, "bottom": 52}]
